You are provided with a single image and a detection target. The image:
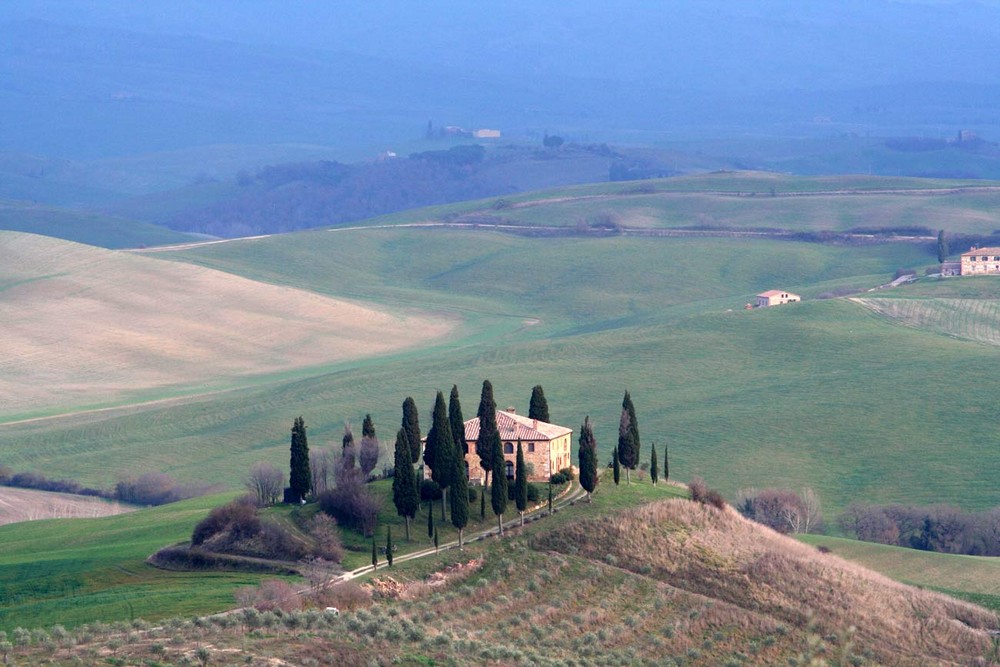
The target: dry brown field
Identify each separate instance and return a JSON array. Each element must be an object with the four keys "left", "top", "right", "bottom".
[
  {"left": 0, "top": 486, "right": 133, "bottom": 525},
  {"left": 0, "top": 232, "right": 456, "bottom": 417}
]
